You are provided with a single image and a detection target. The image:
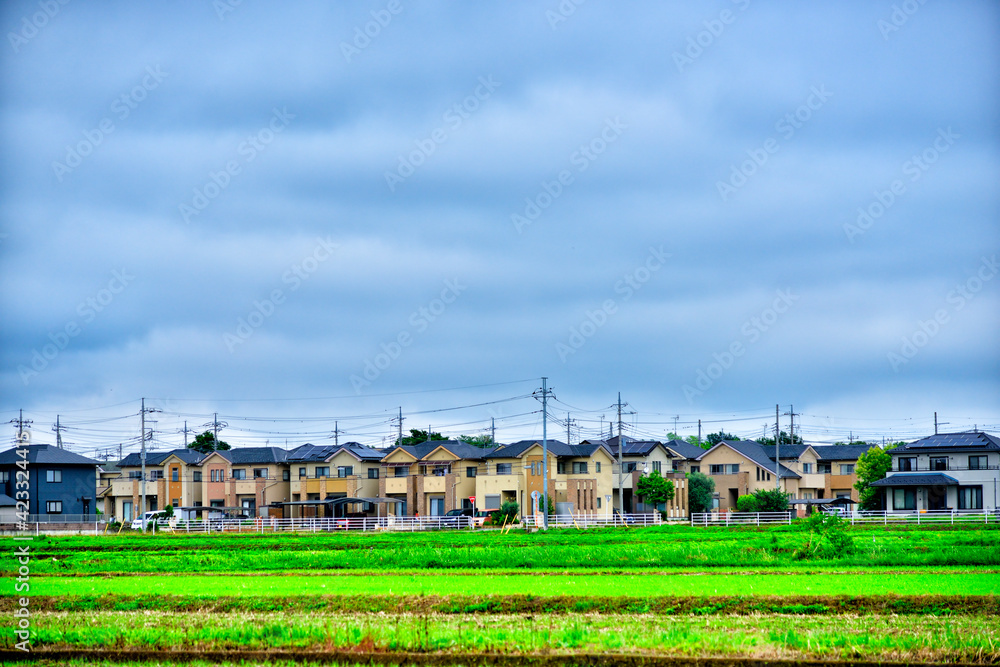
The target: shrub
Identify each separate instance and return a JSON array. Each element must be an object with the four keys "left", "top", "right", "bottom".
[
  {"left": 793, "top": 512, "right": 856, "bottom": 560},
  {"left": 736, "top": 494, "right": 760, "bottom": 512}
]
